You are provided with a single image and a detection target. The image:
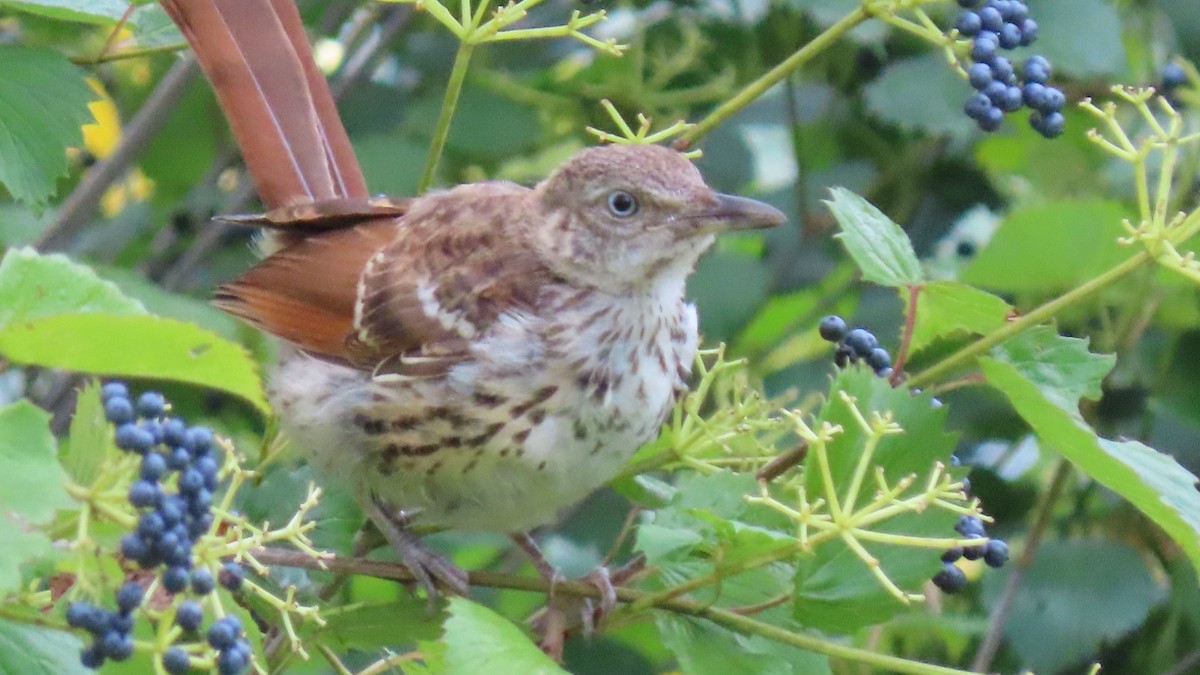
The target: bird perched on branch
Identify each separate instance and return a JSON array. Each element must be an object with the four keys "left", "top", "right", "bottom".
[{"left": 160, "top": 0, "right": 783, "bottom": 640}]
